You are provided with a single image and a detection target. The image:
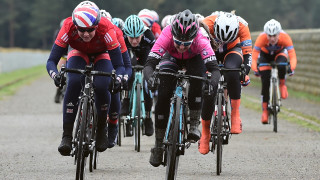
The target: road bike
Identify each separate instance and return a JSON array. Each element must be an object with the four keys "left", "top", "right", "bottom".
[
  {"left": 120, "top": 65, "right": 147, "bottom": 152},
  {"left": 60, "top": 60, "right": 116, "bottom": 180},
  {"left": 210, "top": 64, "right": 245, "bottom": 175},
  {"left": 153, "top": 69, "right": 211, "bottom": 180},
  {"left": 258, "top": 62, "right": 288, "bottom": 132}
]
